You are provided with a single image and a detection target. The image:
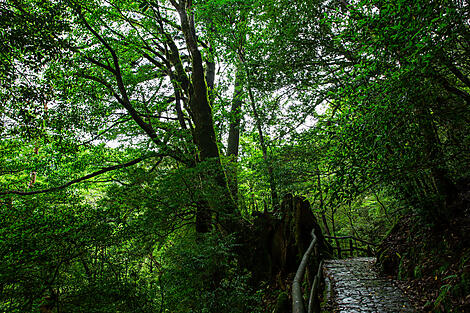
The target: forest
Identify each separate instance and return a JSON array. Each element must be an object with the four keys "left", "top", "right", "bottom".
[{"left": 0, "top": 0, "right": 469, "bottom": 312}]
